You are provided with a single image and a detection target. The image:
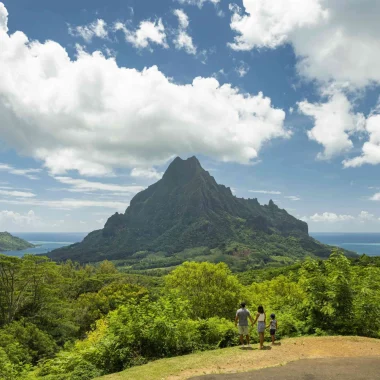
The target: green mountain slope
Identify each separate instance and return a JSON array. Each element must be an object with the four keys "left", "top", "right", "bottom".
[
  {"left": 0, "top": 232, "right": 34, "bottom": 251},
  {"left": 48, "top": 156, "right": 355, "bottom": 266}
]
